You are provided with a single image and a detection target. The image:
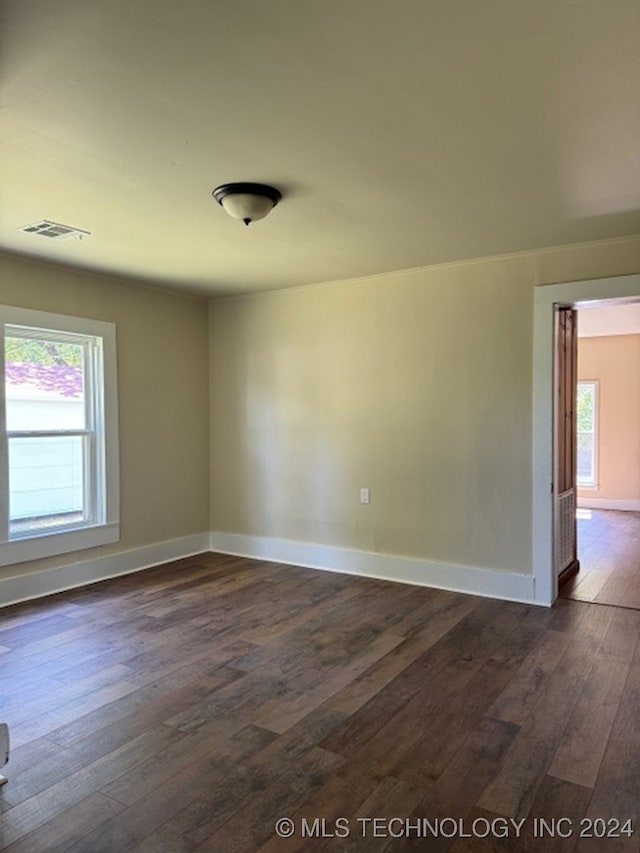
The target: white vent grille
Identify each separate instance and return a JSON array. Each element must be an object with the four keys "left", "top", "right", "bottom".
[
  {"left": 555, "top": 489, "right": 575, "bottom": 575},
  {"left": 19, "top": 220, "right": 91, "bottom": 241}
]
